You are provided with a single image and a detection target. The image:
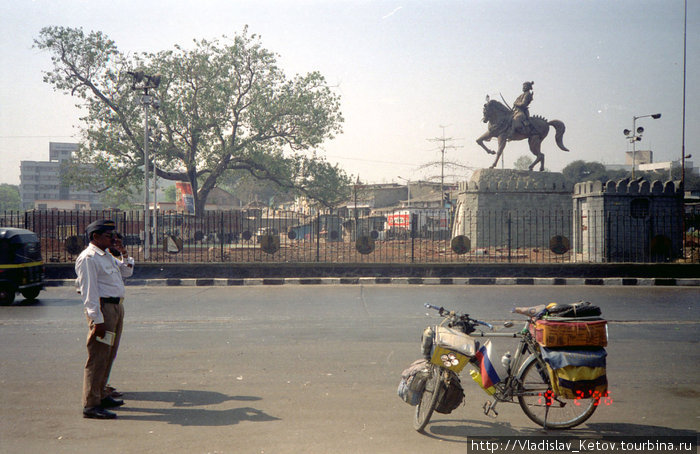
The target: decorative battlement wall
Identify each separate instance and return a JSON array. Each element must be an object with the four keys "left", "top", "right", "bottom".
[
  {"left": 573, "top": 179, "right": 683, "bottom": 197},
  {"left": 460, "top": 169, "right": 572, "bottom": 193},
  {"left": 453, "top": 170, "right": 572, "bottom": 249},
  {"left": 572, "top": 179, "right": 683, "bottom": 262}
]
